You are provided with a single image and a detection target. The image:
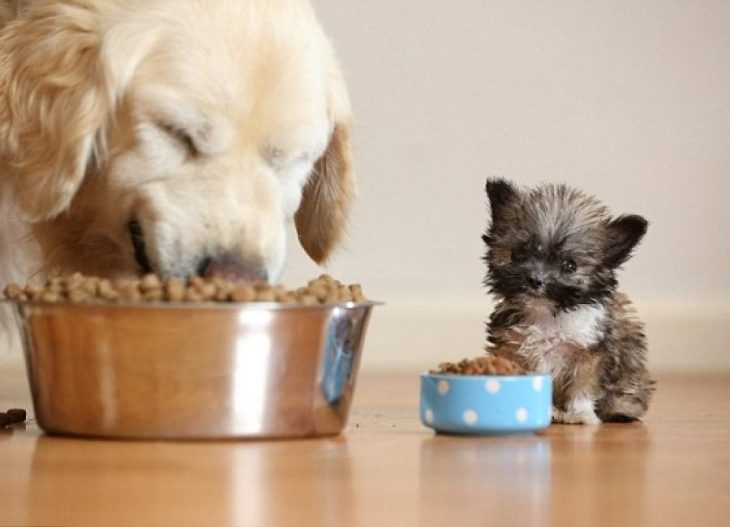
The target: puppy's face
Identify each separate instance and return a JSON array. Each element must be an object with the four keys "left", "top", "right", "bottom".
[
  {"left": 483, "top": 180, "right": 647, "bottom": 311},
  {"left": 0, "top": 0, "right": 354, "bottom": 281}
]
